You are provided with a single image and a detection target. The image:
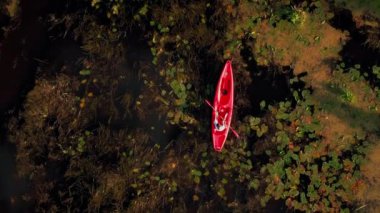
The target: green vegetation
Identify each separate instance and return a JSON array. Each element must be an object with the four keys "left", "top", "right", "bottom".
[
  {"left": 335, "top": 0, "right": 380, "bottom": 17},
  {"left": 259, "top": 88, "right": 369, "bottom": 212},
  {"left": 1, "top": 0, "right": 380, "bottom": 212}
]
